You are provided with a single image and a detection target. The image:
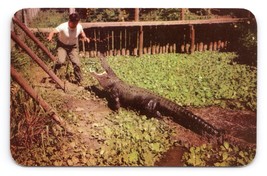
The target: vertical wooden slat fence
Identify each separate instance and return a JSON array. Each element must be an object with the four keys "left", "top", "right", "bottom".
[{"left": 81, "top": 24, "right": 231, "bottom": 56}]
